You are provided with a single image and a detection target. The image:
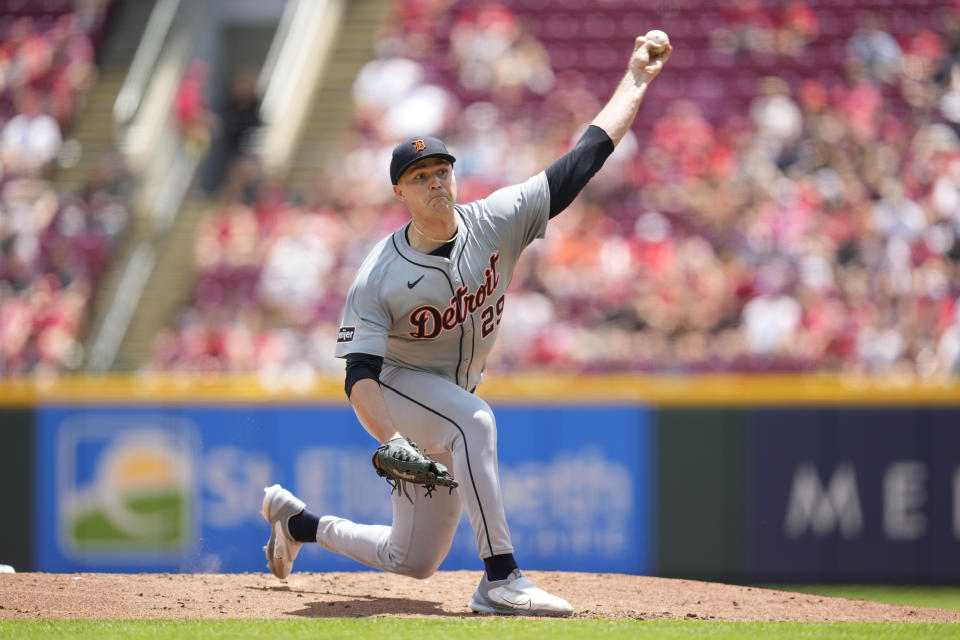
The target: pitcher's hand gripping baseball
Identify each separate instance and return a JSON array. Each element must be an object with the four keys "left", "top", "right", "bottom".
[
  {"left": 631, "top": 30, "right": 672, "bottom": 83},
  {"left": 373, "top": 436, "right": 458, "bottom": 501}
]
